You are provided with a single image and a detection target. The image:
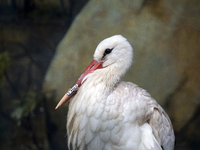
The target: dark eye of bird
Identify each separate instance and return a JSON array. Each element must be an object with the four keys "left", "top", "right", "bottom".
[
  {"left": 105, "top": 48, "right": 113, "bottom": 54},
  {"left": 102, "top": 48, "right": 113, "bottom": 60}
]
